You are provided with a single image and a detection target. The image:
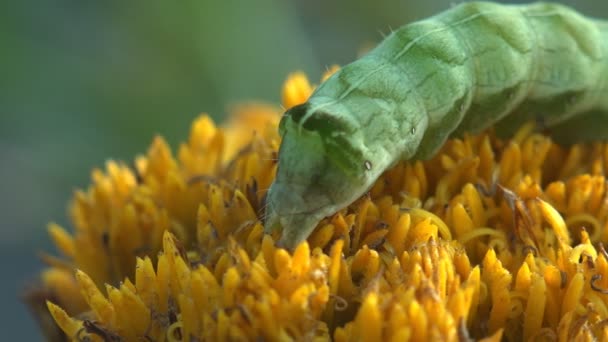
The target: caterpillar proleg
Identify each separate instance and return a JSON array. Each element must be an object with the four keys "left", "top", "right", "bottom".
[{"left": 265, "top": 2, "right": 608, "bottom": 249}]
